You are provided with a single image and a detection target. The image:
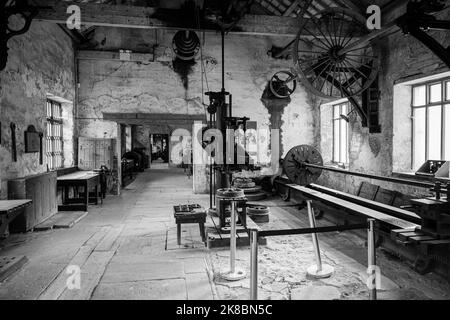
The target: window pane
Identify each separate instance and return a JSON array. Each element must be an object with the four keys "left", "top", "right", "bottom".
[
  {"left": 333, "top": 105, "right": 340, "bottom": 119},
  {"left": 340, "top": 119, "right": 347, "bottom": 163},
  {"left": 428, "top": 105, "right": 442, "bottom": 160},
  {"left": 413, "top": 108, "right": 426, "bottom": 170},
  {"left": 341, "top": 103, "right": 348, "bottom": 116},
  {"left": 413, "top": 85, "right": 426, "bottom": 106},
  {"left": 445, "top": 105, "right": 450, "bottom": 160},
  {"left": 429, "top": 83, "right": 442, "bottom": 103},
  {"left": 446, "top": 81, "right": 450, "bottom": 101},
  {"left": 333, "top": 120, "right": 339, "bottom": 161}
]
